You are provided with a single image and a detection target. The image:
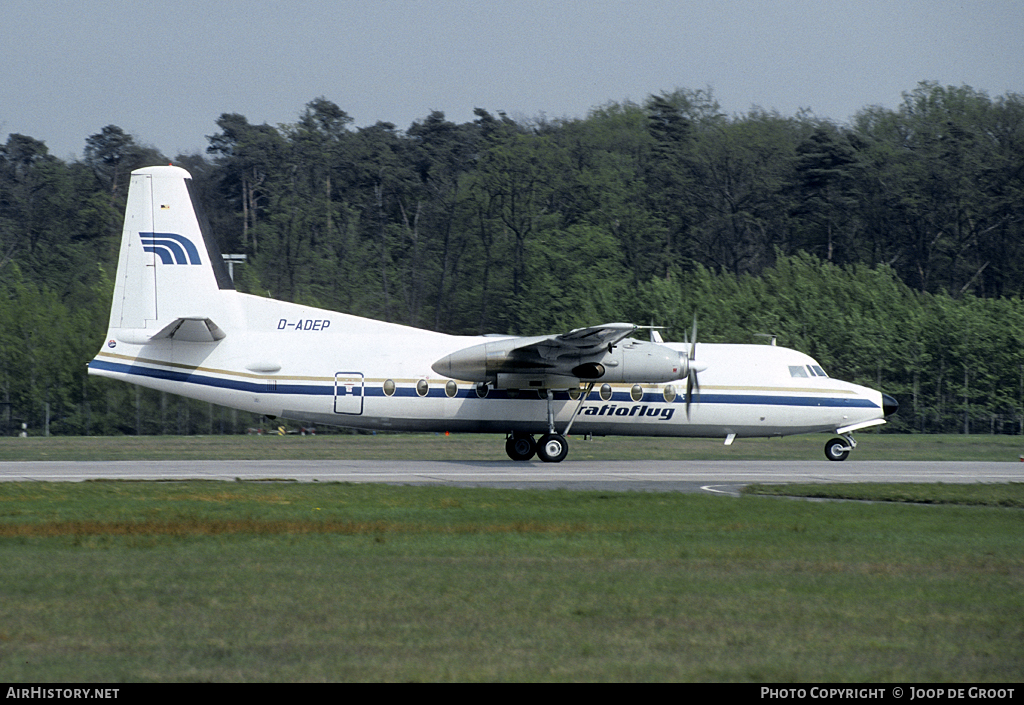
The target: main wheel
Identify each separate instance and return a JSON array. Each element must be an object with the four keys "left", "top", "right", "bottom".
[
  {"left": 505, "top": 433, "right": 536, "bottom": 461},
  {"left": 536, "top": 433, "right": 569, "bottom": 463},
  {"left": 824, "top": 437, "right": 851, "bottom": 462}
]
